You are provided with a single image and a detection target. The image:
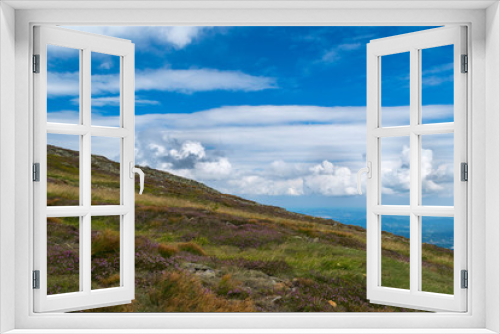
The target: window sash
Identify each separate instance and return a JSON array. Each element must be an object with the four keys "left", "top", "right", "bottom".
[
  {"left": 33, "top": 26, "right": 136, "bottom": 313},
  {"left": 366, "top": 26, "right": 468, "bottom": 312}
]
